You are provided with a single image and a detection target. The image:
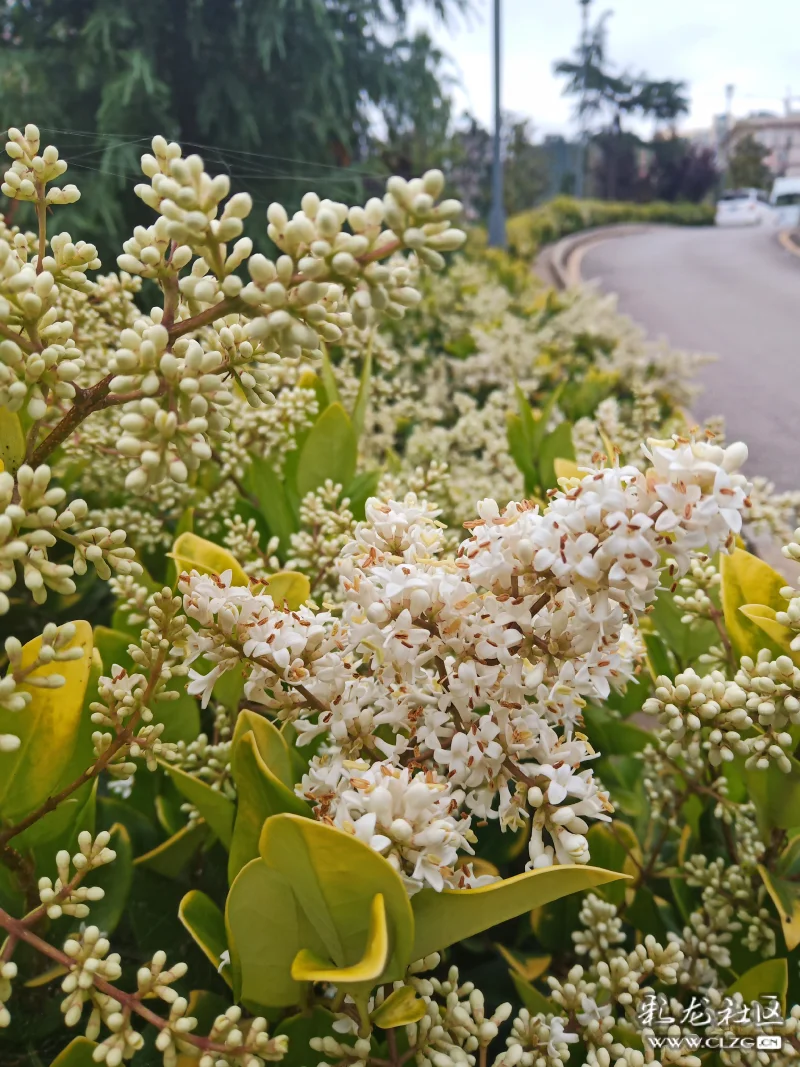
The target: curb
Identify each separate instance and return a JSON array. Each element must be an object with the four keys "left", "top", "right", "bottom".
[
  {"left": 777, "top": 228, "right": 800, "bottom": 258},
  {"left": 536, "top": 224, "right": 657, "bottom": 289}
]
